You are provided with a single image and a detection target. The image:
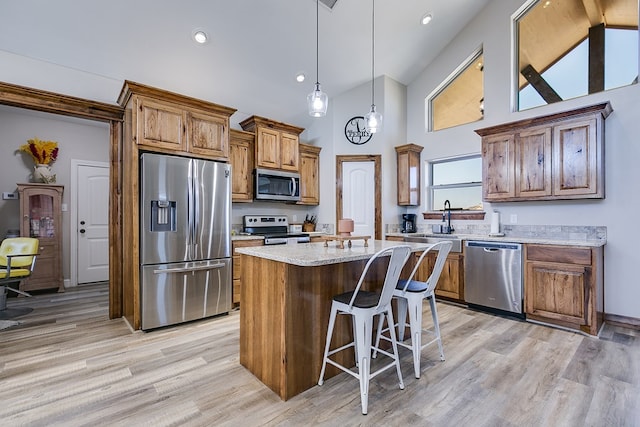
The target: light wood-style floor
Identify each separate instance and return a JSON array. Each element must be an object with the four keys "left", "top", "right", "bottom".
[{"left": 1, "top": 283, "right": 639, "bottom": 426}]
